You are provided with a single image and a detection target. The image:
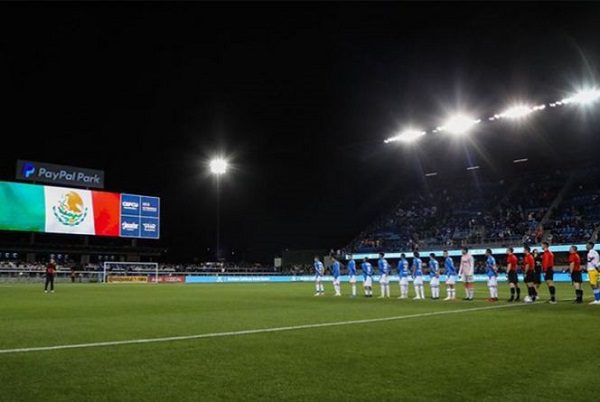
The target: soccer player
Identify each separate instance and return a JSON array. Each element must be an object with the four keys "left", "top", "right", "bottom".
[
  {"left": 412, "top": 252, "right": 425, "bottom": 300},
  {"left": 585, "top": 241, "right": 600, "bottom": 305},
  {"left": 347, "top": 258, "right": 357, "bottom": 297},
  {"left": 506, "top": 247, "right": 521, "bottom": 302},
  {"left": 523, "top": 246, "right": 538, "bottom": 302},
  {"left": 361, "top": 257, "right": 374, "bottom": 297},
  {"left": 532, "top": 248, "right": 542, "bottom": 293},
  {"left": 569, "top": 246, "right": 583, "bottom": 304},
  {"left": 443, "top": 250, "right": 457, "bottom": 301},
  {"left": 44, "top": 258, "right": 56, "bottom": 293},
  {"left": 330, "top": 257, "right": 342, "bottom": 296},
  {"left": 397, "top": 253, "right": 411, "bottom": 299},
  {"left": 377, "top": 252, "right": 391, "bottom": 298},
  {"left": 485, "top": 249, "right": 498, "bottom": 302},
  {"left": 458, "top": 247, "right": 474, "bottom": 301},
  {"left": 428, "top": 253, "right": 440, "bottom": 300},
  {"left": 313, "top": 256, "right": 324, "bottom": 296},
  {"left": 541, "top": 241, "right": 557, "bottom": 304}
]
